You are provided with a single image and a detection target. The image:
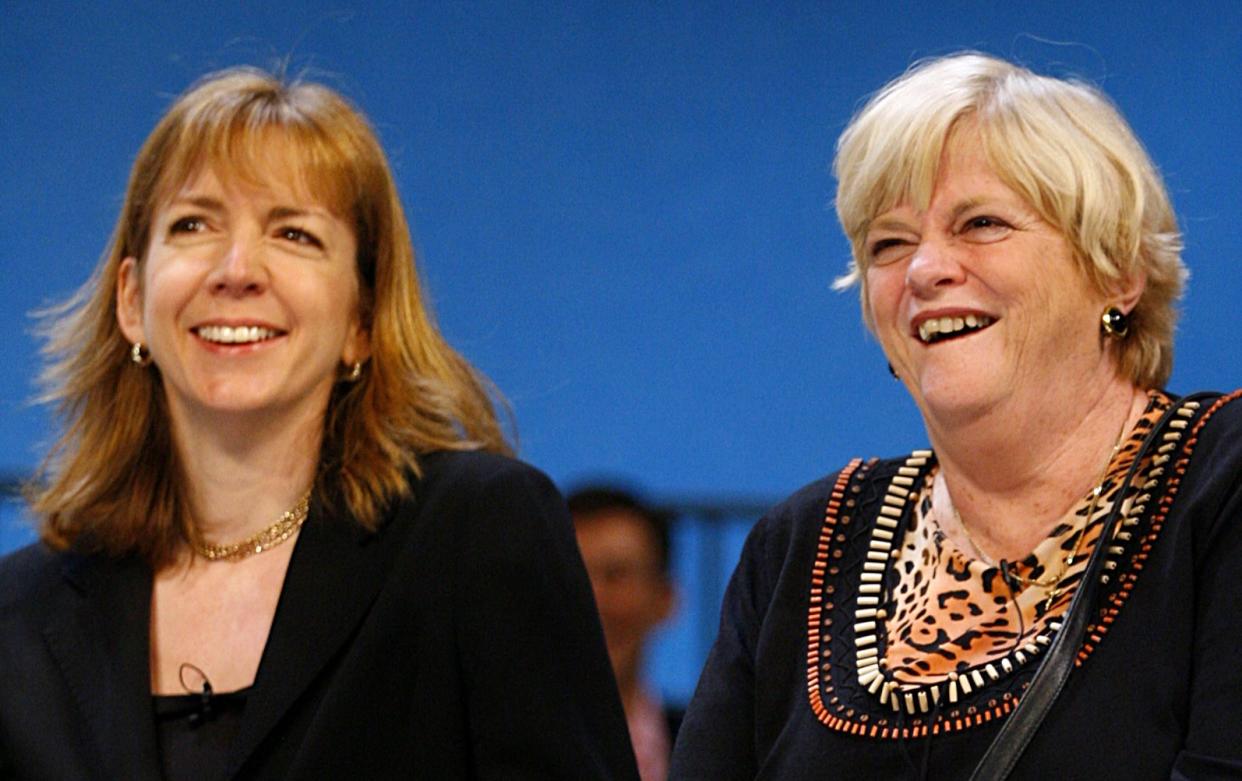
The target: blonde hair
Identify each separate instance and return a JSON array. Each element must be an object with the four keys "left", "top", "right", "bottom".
[
  {"left": 833, "top": 52, "right": 1185, "bottom": 388},
  {"left": 32, "top": 67, "right": 512, "bottom": 567}
]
